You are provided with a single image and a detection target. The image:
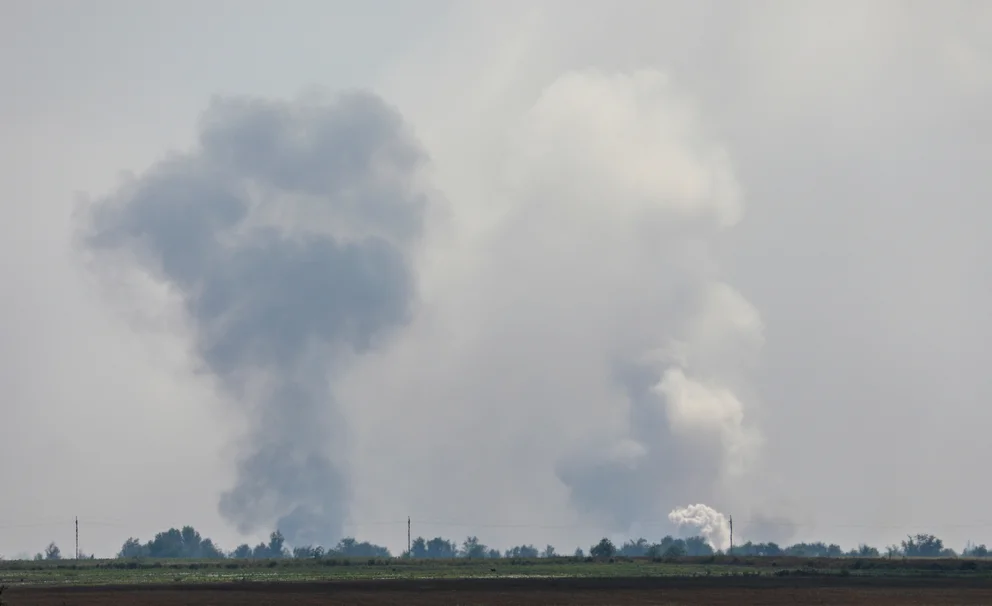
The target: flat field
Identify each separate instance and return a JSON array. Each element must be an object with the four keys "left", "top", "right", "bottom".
[{"left": 3, "top": 556, "right": 992, "bottom": 605}]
